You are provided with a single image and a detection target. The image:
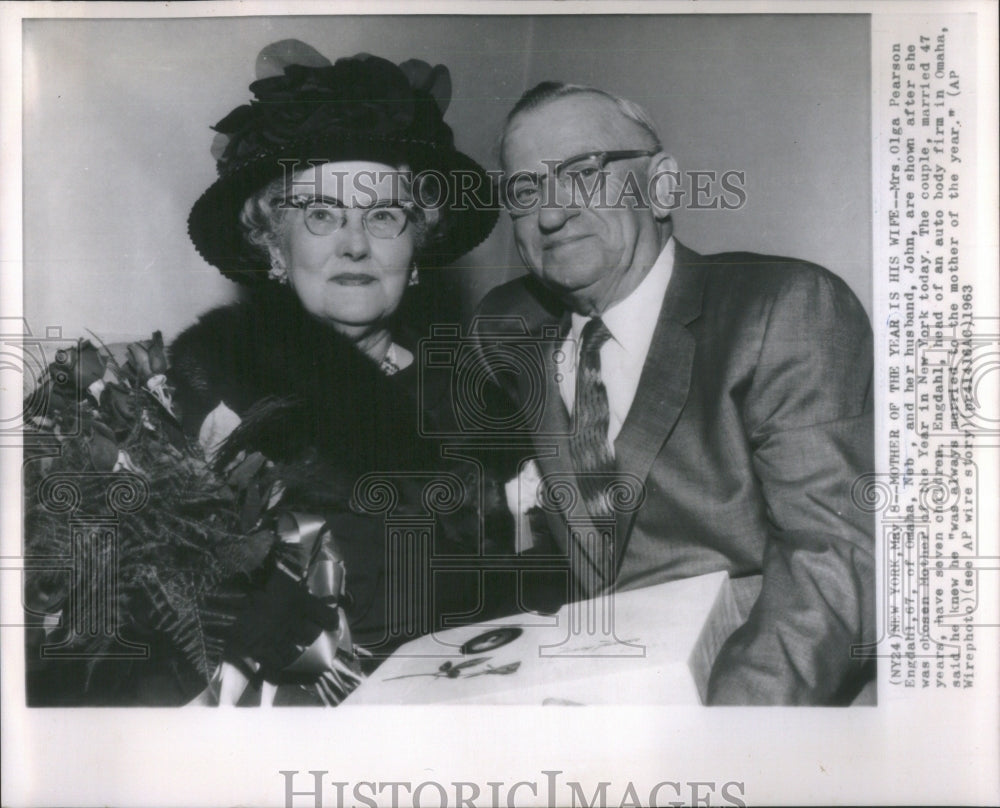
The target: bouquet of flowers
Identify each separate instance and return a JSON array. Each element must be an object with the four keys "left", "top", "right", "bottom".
[{"left": 22, "top": 333, "right": 363, "bottom": 706}]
